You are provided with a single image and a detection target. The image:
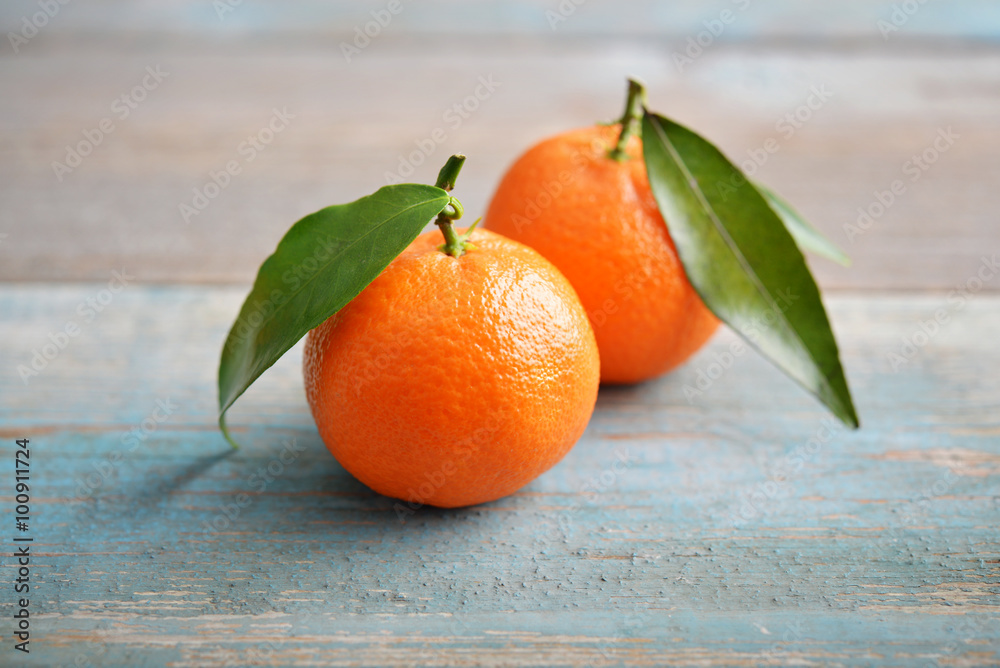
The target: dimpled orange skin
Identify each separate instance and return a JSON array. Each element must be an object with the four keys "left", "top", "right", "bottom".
[
  {"left": 484, "top": 124, "right": 720, "bottom": 384},
  {"left": 302, "top": 228, "right": 600, "bottom": 509}
]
